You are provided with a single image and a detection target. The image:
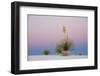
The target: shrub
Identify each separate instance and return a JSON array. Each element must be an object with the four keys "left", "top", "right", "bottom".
[
  {"left": 56, "top": 40, "right": 74, "bottom": 52},
  {"left": 56, "top": 47, "right": 62, "bottom": 55},
  {"left": 62, "top": 40, "right": 73, "bottom": 50},
  {"left": 43, "top": 49, "right": 50, "bottom": 55}
]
